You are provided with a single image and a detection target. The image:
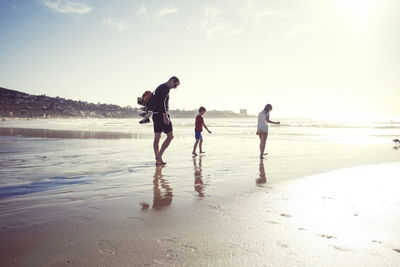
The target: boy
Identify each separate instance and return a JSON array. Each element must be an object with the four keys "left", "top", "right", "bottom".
[{"left": 192, "top": 107, "right": 211, "bottom": 156}]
